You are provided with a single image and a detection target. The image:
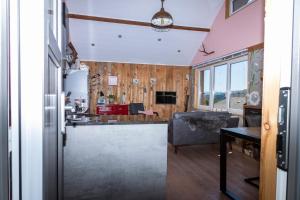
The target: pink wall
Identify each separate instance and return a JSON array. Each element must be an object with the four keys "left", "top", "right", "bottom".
[{"left": 191, "top": 0, "right": 265, "bottom": 65}]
